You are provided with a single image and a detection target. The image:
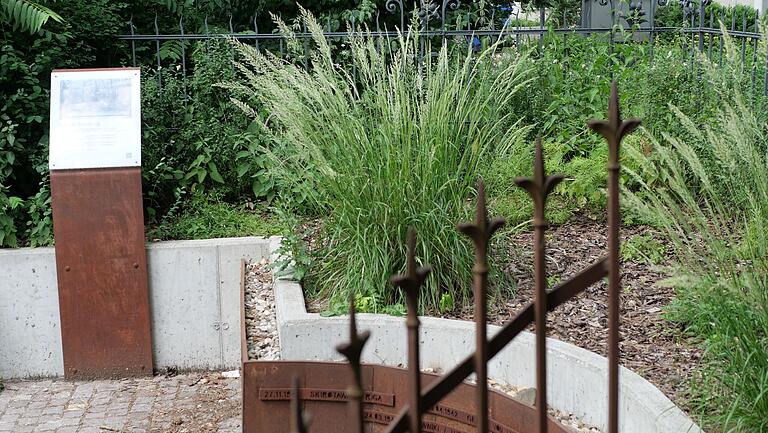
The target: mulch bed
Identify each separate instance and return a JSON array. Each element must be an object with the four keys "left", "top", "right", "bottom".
[
  {"left": 444, "top": 215, "right": 703, "bottom": 408},
  {"left": 302, "top": 215, "right": 702, "bottom": 409}
]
